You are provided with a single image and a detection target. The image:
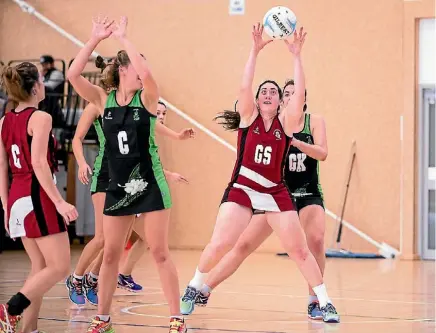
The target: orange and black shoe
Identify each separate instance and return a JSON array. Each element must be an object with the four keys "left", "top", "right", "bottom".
[
  {"left": 0, "top": 304, "right": 21, "bottom": 333},
  {"left": 169, "top": 317, "right": 187, "bottom": 333},
  {"left": 86, "top": 316, "right": 115, "bottom": 333}
]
